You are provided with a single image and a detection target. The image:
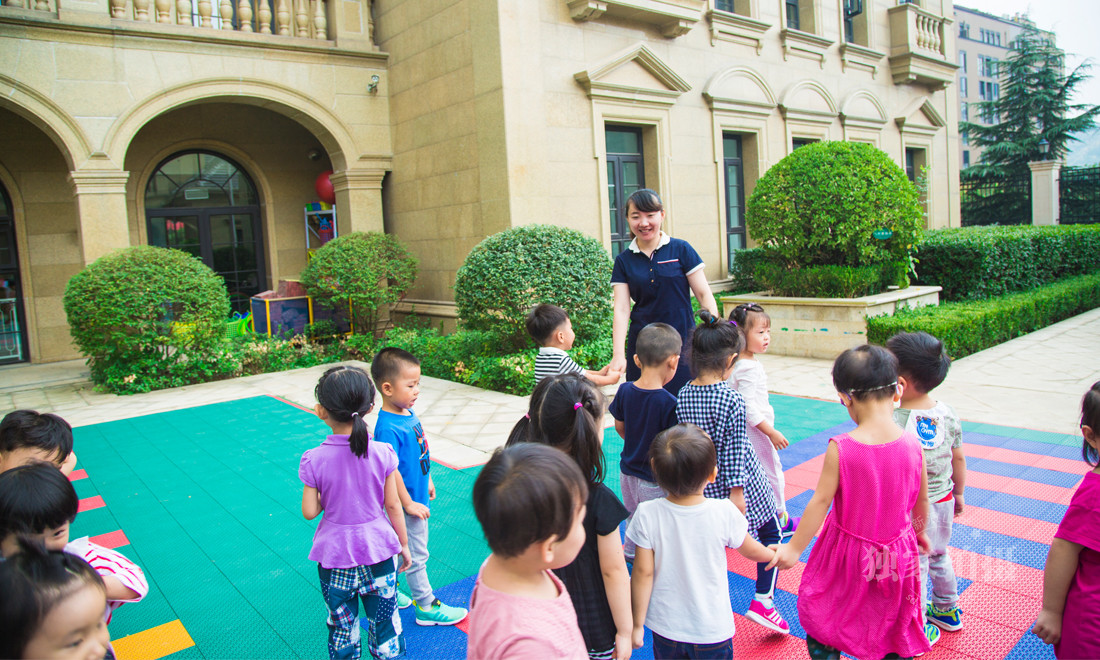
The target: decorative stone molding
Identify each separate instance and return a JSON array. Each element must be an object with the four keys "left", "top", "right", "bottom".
[
  {"left": 329, "top": 167, "right": 388, "bottom": 191},
  {"left": 839, "top": 42, "right": 885, "bottom": 79},
  {"left": 780, "top": 28, "right": 834, "bottom": 69},
  {"left": 567, "top": 0, "right": 606, "bottom": 21},
  {"left": 104, "top": 78, "right": 361, "bottom": 172},
  {"left": 565, "top": 0, "right": 704, "bottom": 39},
  {"left": 68, "top": 168, "right": 130, "bottom": 195},
  {"left": 778, "top": 79, "right": 838, "bottom": 126},
  {"left": 706, "top": 8, "right": 770, "bottom": 53},
  {"left": 575, "top": 43, "right": 691, "bottom": 106},
  {"left": 894, "top": 98, "right": 945, "bottom": 138},
  {"left": 839, "top": 90, "right": 887, "bottom": 132},
  {"left": 703, "top": 66, "right": 776, "bottom": 118}
]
